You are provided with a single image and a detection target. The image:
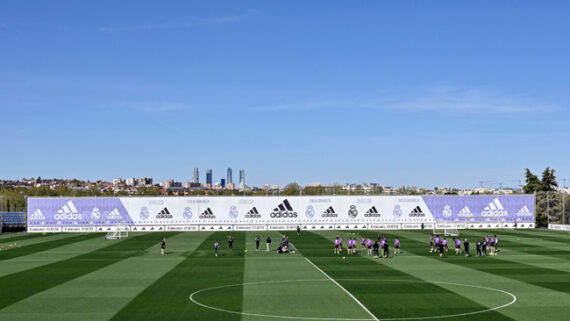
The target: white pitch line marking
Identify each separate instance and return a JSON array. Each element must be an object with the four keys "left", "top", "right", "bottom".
[
  {"left": 188, "top": 279, "right": 517, "bottom": 320},
  {"left": 304, "top": 257, "right": 380, "bottom": 321}
]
